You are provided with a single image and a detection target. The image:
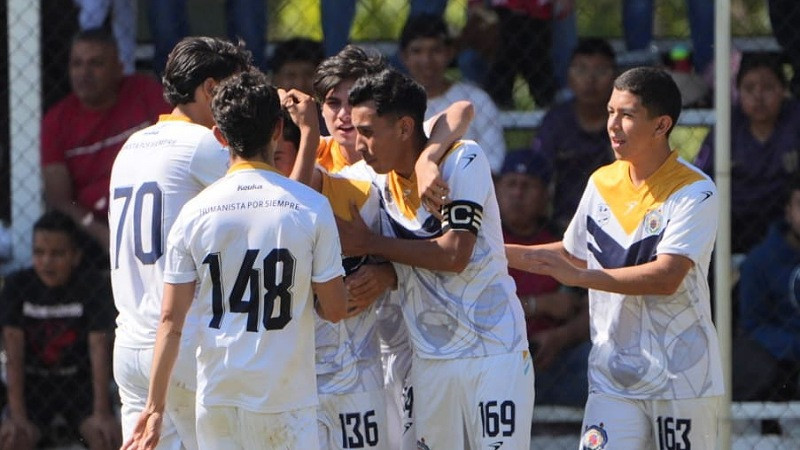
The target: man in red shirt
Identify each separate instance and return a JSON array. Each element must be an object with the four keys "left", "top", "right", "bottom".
[{"left": 40, "top": 28, "right": 170, "bottom": 266}]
